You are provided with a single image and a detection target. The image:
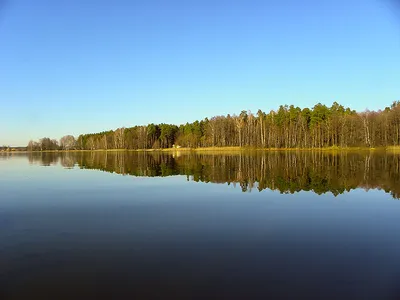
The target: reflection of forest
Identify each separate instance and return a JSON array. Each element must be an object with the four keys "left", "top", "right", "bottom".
[{"left": 26, "top": 151, "right": 400, "bottom": 198}]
